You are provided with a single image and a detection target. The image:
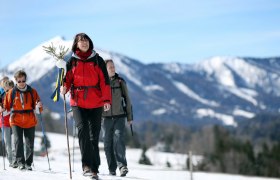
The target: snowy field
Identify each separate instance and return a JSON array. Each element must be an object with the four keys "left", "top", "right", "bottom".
[{"left": 0, "top": 132, "right": 278, "bottom": 180}]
